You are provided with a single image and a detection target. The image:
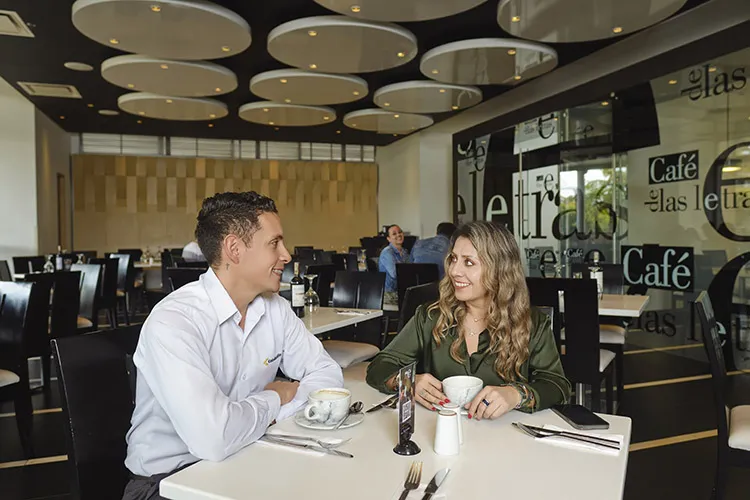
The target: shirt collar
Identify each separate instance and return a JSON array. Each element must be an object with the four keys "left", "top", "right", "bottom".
[{"left": 201, "top": 268, "right": 266, "bottom": 326}]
